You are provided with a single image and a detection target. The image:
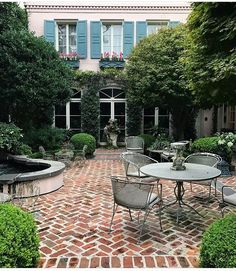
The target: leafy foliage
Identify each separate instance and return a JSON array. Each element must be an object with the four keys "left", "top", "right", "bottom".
[
  {"left": 138, "top": 134, "right": 156, "bottom": 149},
  {"left": 81, "top": 85, "right": 100, "bottom": 140},
  {"left": 0, "top": 3, "right": 28, "bottom": 32},
  {"left": 186, "top": 2, "right": 236, "bottom": 107},
  {"left": 0, "top": 3, "right": 73, "bottom": 129},
  {"left": 0, "top": 203, "right": 40, "bottom": 267},
  {"left": 0, "top": 122, "right": 23, "bottom": 154},
  {"left": 126, "top": 25, "right": 196, "bottom": 140},
  {"left": 191, "top": 136, "right": 219, "bottom": 153},
  {"left": 23, "top": 126, "right": 66, "bottom": 151},
  {"left": 200, "top": 214, "right": 236, "bottom": 267},
  {"left": 70, "top": 133, "right": 96, "bottom": 156},
  {"left": 126, "top": 98, "right": 142, "bottom": 136}
]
